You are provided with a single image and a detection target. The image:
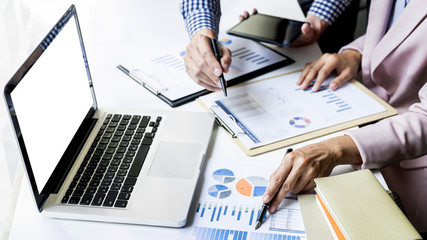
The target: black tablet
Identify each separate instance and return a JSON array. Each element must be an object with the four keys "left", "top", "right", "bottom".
[{"left": 226, "top": 13, "right": 305, "bottom": 47}]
